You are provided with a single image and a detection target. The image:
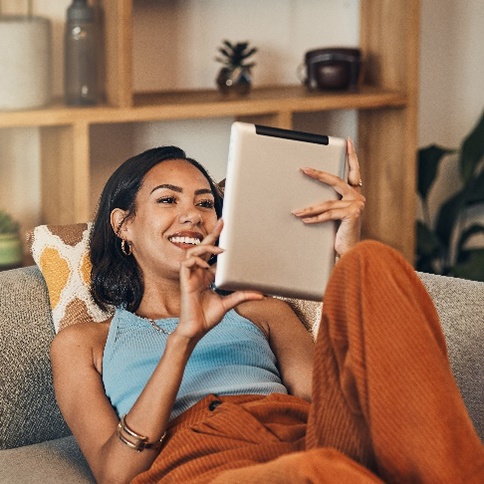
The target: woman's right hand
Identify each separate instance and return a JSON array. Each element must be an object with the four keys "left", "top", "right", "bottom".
[
  {"left": 292, "top": 138, "right": 365, "bottom": 256},
  {"left": 177, "top": 219, "right": 263, "bottom": 341}
]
